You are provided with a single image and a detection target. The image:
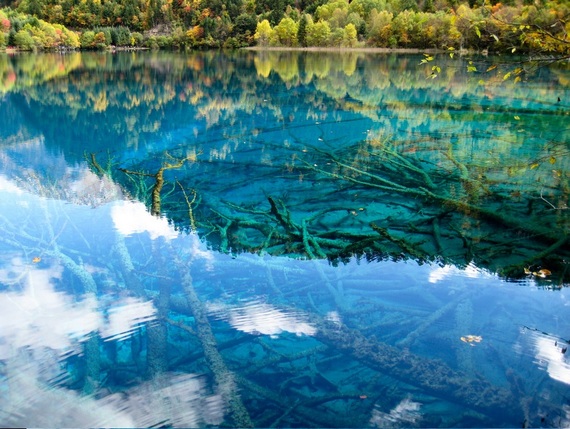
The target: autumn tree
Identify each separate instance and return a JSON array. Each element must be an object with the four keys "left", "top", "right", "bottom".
[{"left": 254, "top": 18, "right": 273, "bottom": 46}]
